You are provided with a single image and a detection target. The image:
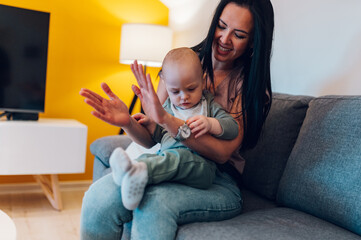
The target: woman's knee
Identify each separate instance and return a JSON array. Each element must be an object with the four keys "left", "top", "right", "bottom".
[
  {"left": 81, "top": 175, "right": 132, "bottom": 226},
  {"left": 131, "top": 184, "right": 179, "bottom": 240}
]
